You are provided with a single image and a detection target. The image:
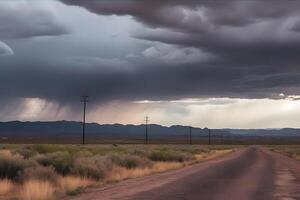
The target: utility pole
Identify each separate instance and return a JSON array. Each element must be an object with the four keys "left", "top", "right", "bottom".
[
  {"left": 189, "top": 126, "right": 192, "bottom": 145},
  {"left": 221, "top": 132, "right": 224, "bottom": 145},
  {"left": 145, "top": 116, "right": 149, "bottom": 144},
  {"left": 81, "top": 95, "right": 88, "bottom": 145},
  {"left": 208, "top": 128, "right": 211, "bottom": 145}
]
